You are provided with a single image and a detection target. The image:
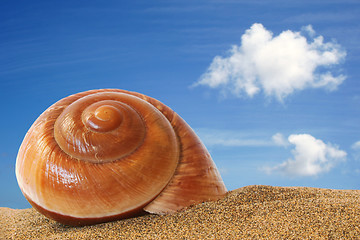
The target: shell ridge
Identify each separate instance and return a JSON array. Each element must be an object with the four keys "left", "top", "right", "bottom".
[{"left": 16, "top": 89, "right": 226, "bottom": 226}]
